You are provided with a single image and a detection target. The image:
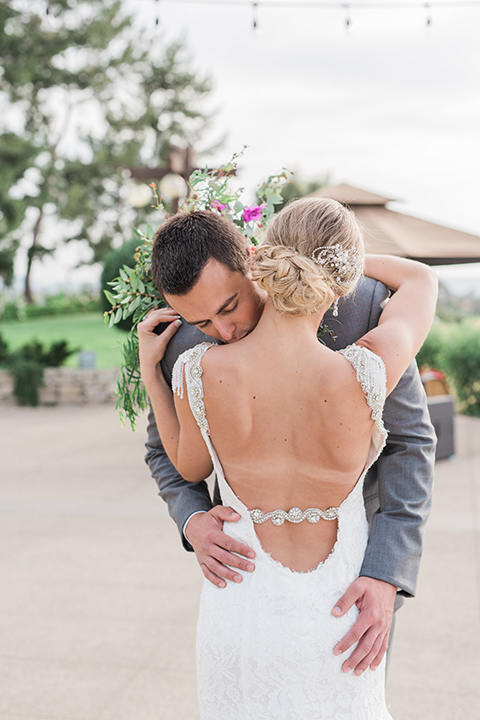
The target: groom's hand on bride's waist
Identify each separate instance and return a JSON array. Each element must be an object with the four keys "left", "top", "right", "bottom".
[
  {"left": 184, "top": 507, "right": 256, "bottom": 589},
  {"left": 331, "top": 577, "right": 397, "bottom": 675}
]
